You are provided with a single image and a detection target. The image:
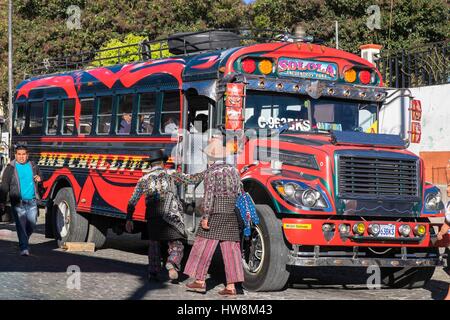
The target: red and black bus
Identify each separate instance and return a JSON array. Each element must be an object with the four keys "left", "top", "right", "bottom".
[{"left": 13, "top": 30, "right": 449, "bottom": 291}]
